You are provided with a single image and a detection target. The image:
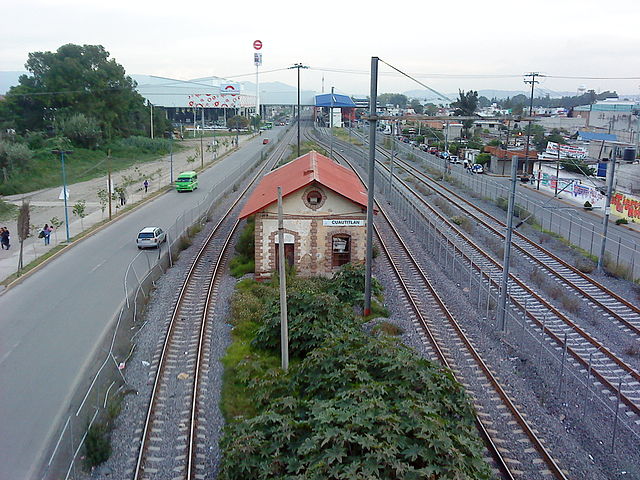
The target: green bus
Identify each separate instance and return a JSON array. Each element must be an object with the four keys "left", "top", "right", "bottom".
[{"left": 175, "top": 171, "right": 198, "bottom": 192}]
